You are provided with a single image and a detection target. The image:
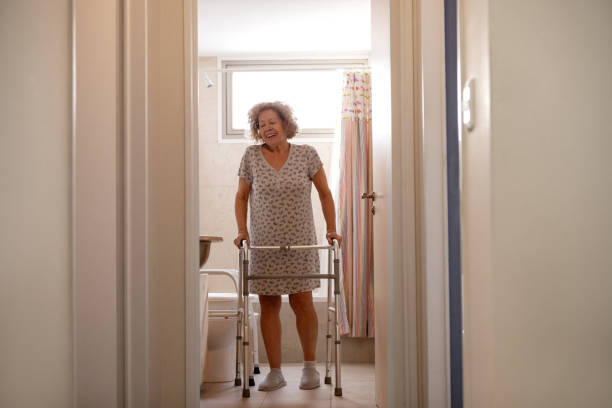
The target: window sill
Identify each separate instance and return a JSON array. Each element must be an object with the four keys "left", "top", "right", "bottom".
[{"left": 219, "top": 136, "right": 336, "bottom": 144}]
